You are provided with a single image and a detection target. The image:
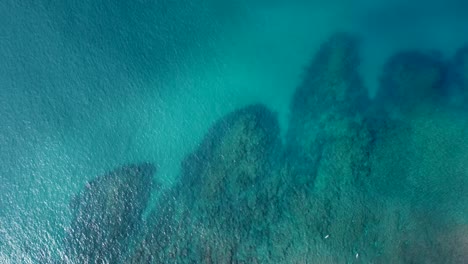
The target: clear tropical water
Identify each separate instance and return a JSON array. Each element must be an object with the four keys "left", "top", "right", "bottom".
[{"left": 1, "top": 0, "right": 467, "bottom": 263}]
